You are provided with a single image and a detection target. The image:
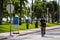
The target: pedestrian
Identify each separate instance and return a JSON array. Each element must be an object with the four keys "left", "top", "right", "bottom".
[
  {"left": 40, "top": 17, "right": 46, "bottom": 37},
  {"left": 25, "top": 16, "right": 29, "bottom": 29}
]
